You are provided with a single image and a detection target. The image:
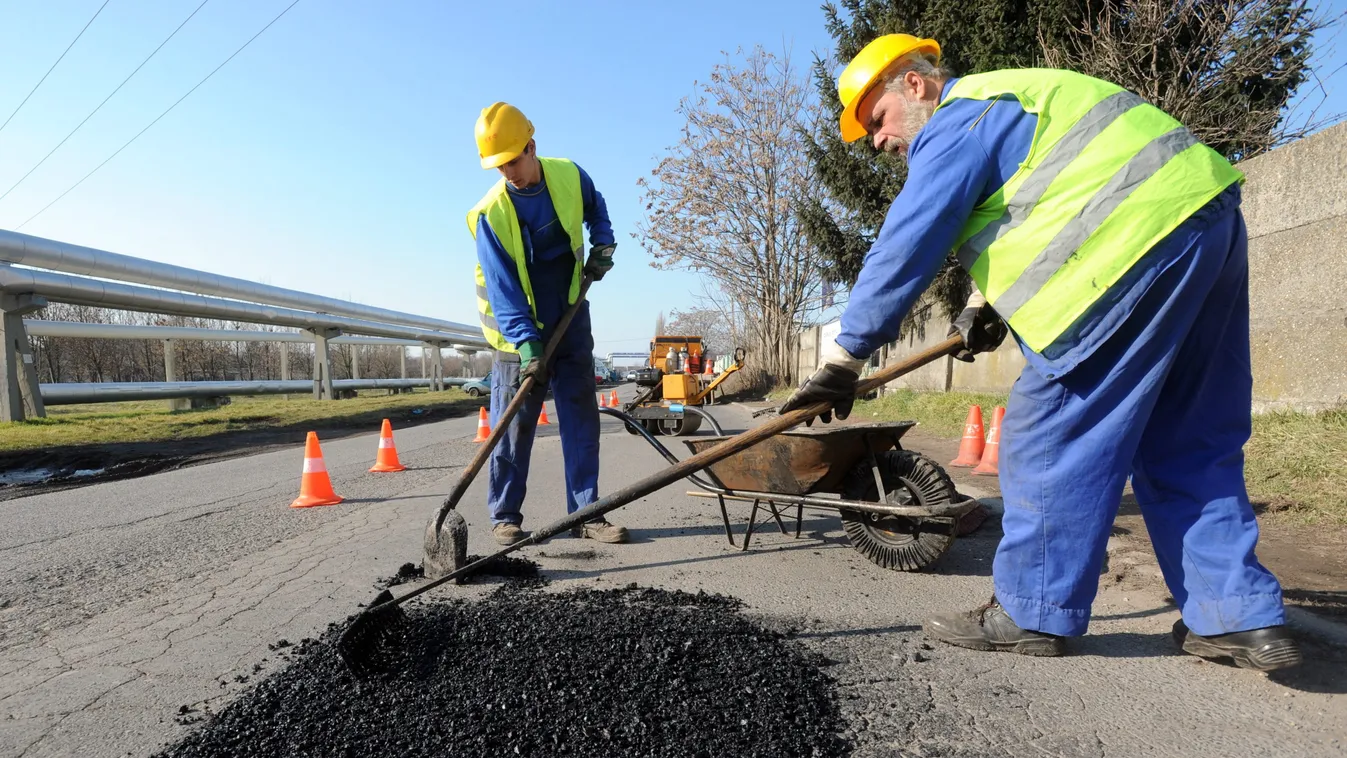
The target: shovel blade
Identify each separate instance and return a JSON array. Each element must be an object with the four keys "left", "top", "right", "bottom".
[{"left": 423, "top": 508, "right": 469, "bottom": 583}]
